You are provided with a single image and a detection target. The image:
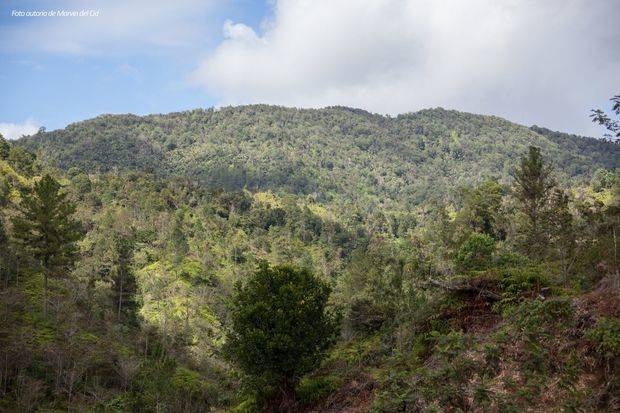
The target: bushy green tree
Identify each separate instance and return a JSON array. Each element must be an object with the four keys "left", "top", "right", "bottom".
[
  {"left": 7, "top": 146, "right": 37, "bottom": 176},
  {"left": 591, "top": 168, "right": 615, "bottom": 192},
  {"left": 68, "top": 167, "right": 92, "bottom": 196},
  {"left": 224, "top": 262, "right": 339, "bottom": 412},
  {"left": 454, "top": 233, "right": 496, "bottom": 272},
  {"left": 0, "top": 133, "right": 9, "bottom": 160},
  {"left": 12, "top": 174, "right": 82, "bottom": 315},
  {"left": 459, "top": 179, "right": 505, "bottom": 239}
]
